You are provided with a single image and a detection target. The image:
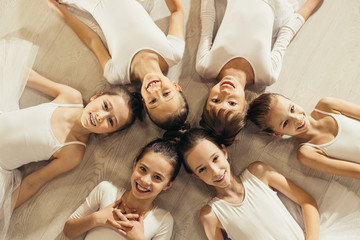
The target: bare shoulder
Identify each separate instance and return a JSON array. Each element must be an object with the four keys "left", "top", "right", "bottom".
[
  {"left": 200, "top": 205, "right": 217, "bottom": 225},
  {"left": 247, "top": 161, "right": 271, "bottom": 179},
  {"left": 315, "top": 97, "right": 340, "bottom": 114}
]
